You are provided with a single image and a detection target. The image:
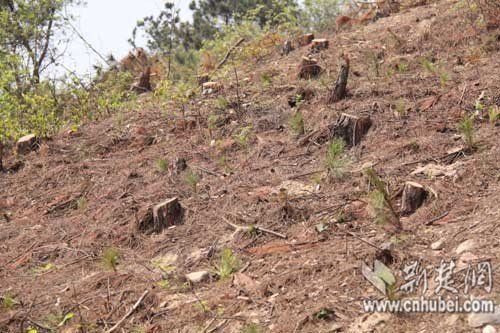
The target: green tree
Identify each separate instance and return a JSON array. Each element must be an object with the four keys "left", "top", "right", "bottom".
[
  {"left": 303, "top": 0, "right": 342, "bottom": 32},
  {"left": 0, "top": 0, "right": 80, "bottom": 85}
]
